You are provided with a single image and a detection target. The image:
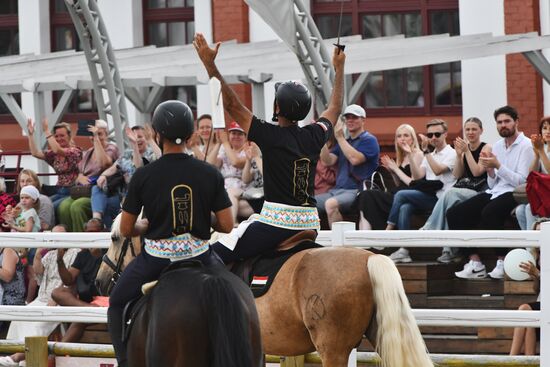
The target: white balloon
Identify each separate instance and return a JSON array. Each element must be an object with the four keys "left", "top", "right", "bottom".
[{"left": 504, "top": 249, "right": 536, "bottom": 281}]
